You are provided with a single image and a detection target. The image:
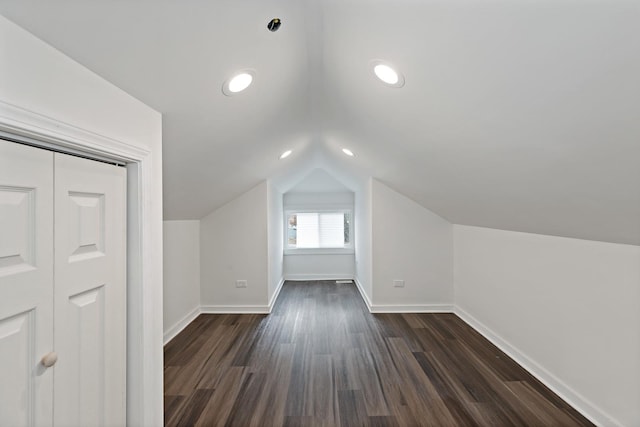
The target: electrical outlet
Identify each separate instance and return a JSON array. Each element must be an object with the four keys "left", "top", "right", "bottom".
[
  {"left": 236, "top": 280, "right": 247, "bottom": 288},
  {"left": 393, "top": 279, "right": 404, "bottom": 288}
]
